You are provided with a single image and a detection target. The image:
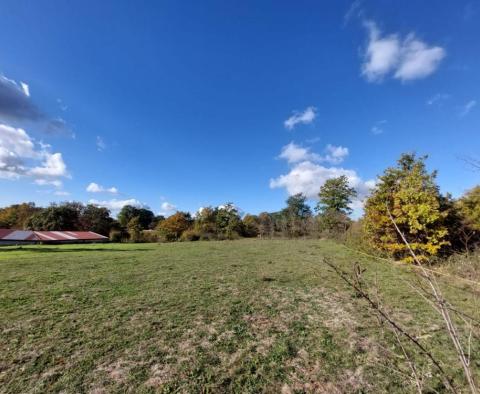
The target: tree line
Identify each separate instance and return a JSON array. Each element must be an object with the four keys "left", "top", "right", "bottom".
[{"left": 1, "top": 152, "right": 479, "bottom": 262}]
